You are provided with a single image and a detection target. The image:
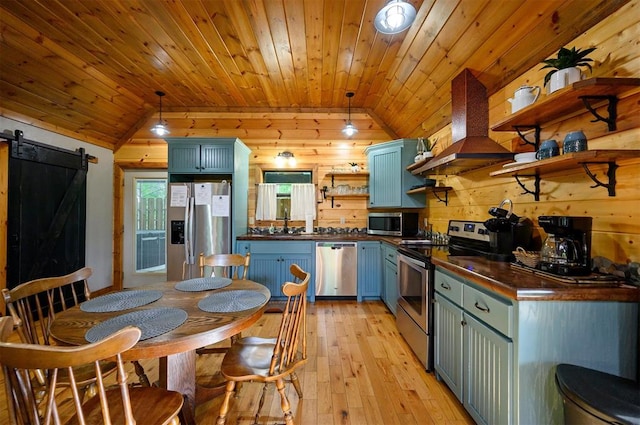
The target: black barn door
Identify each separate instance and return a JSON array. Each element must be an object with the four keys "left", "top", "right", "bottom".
[{"left": 6, "top": 130, "right": 88, "bottom": 291}]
